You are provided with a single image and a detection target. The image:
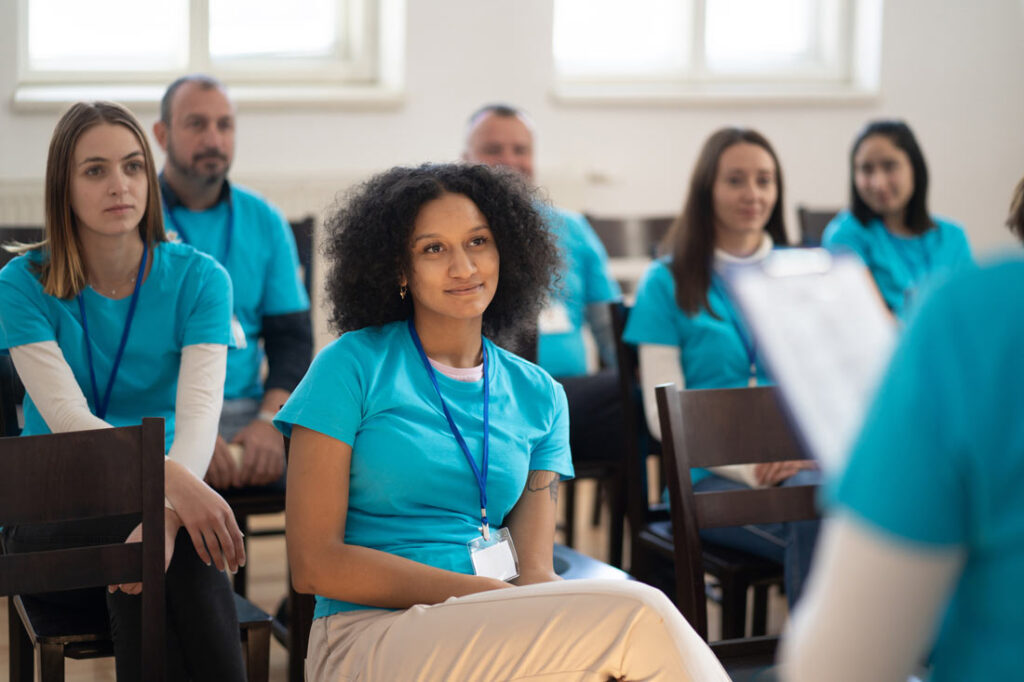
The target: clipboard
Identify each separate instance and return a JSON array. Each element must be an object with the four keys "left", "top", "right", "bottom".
[{"left": 724, "top": 248, "right": 897, "bottom": 475}]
